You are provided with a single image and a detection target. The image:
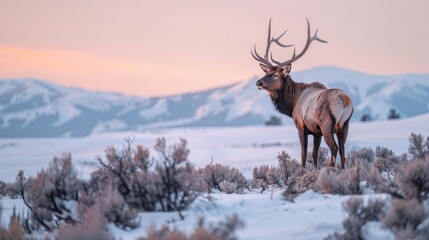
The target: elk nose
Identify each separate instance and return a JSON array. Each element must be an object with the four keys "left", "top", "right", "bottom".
[{"left": 256, "top": 80, "right": 264, "bottom": 87}]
